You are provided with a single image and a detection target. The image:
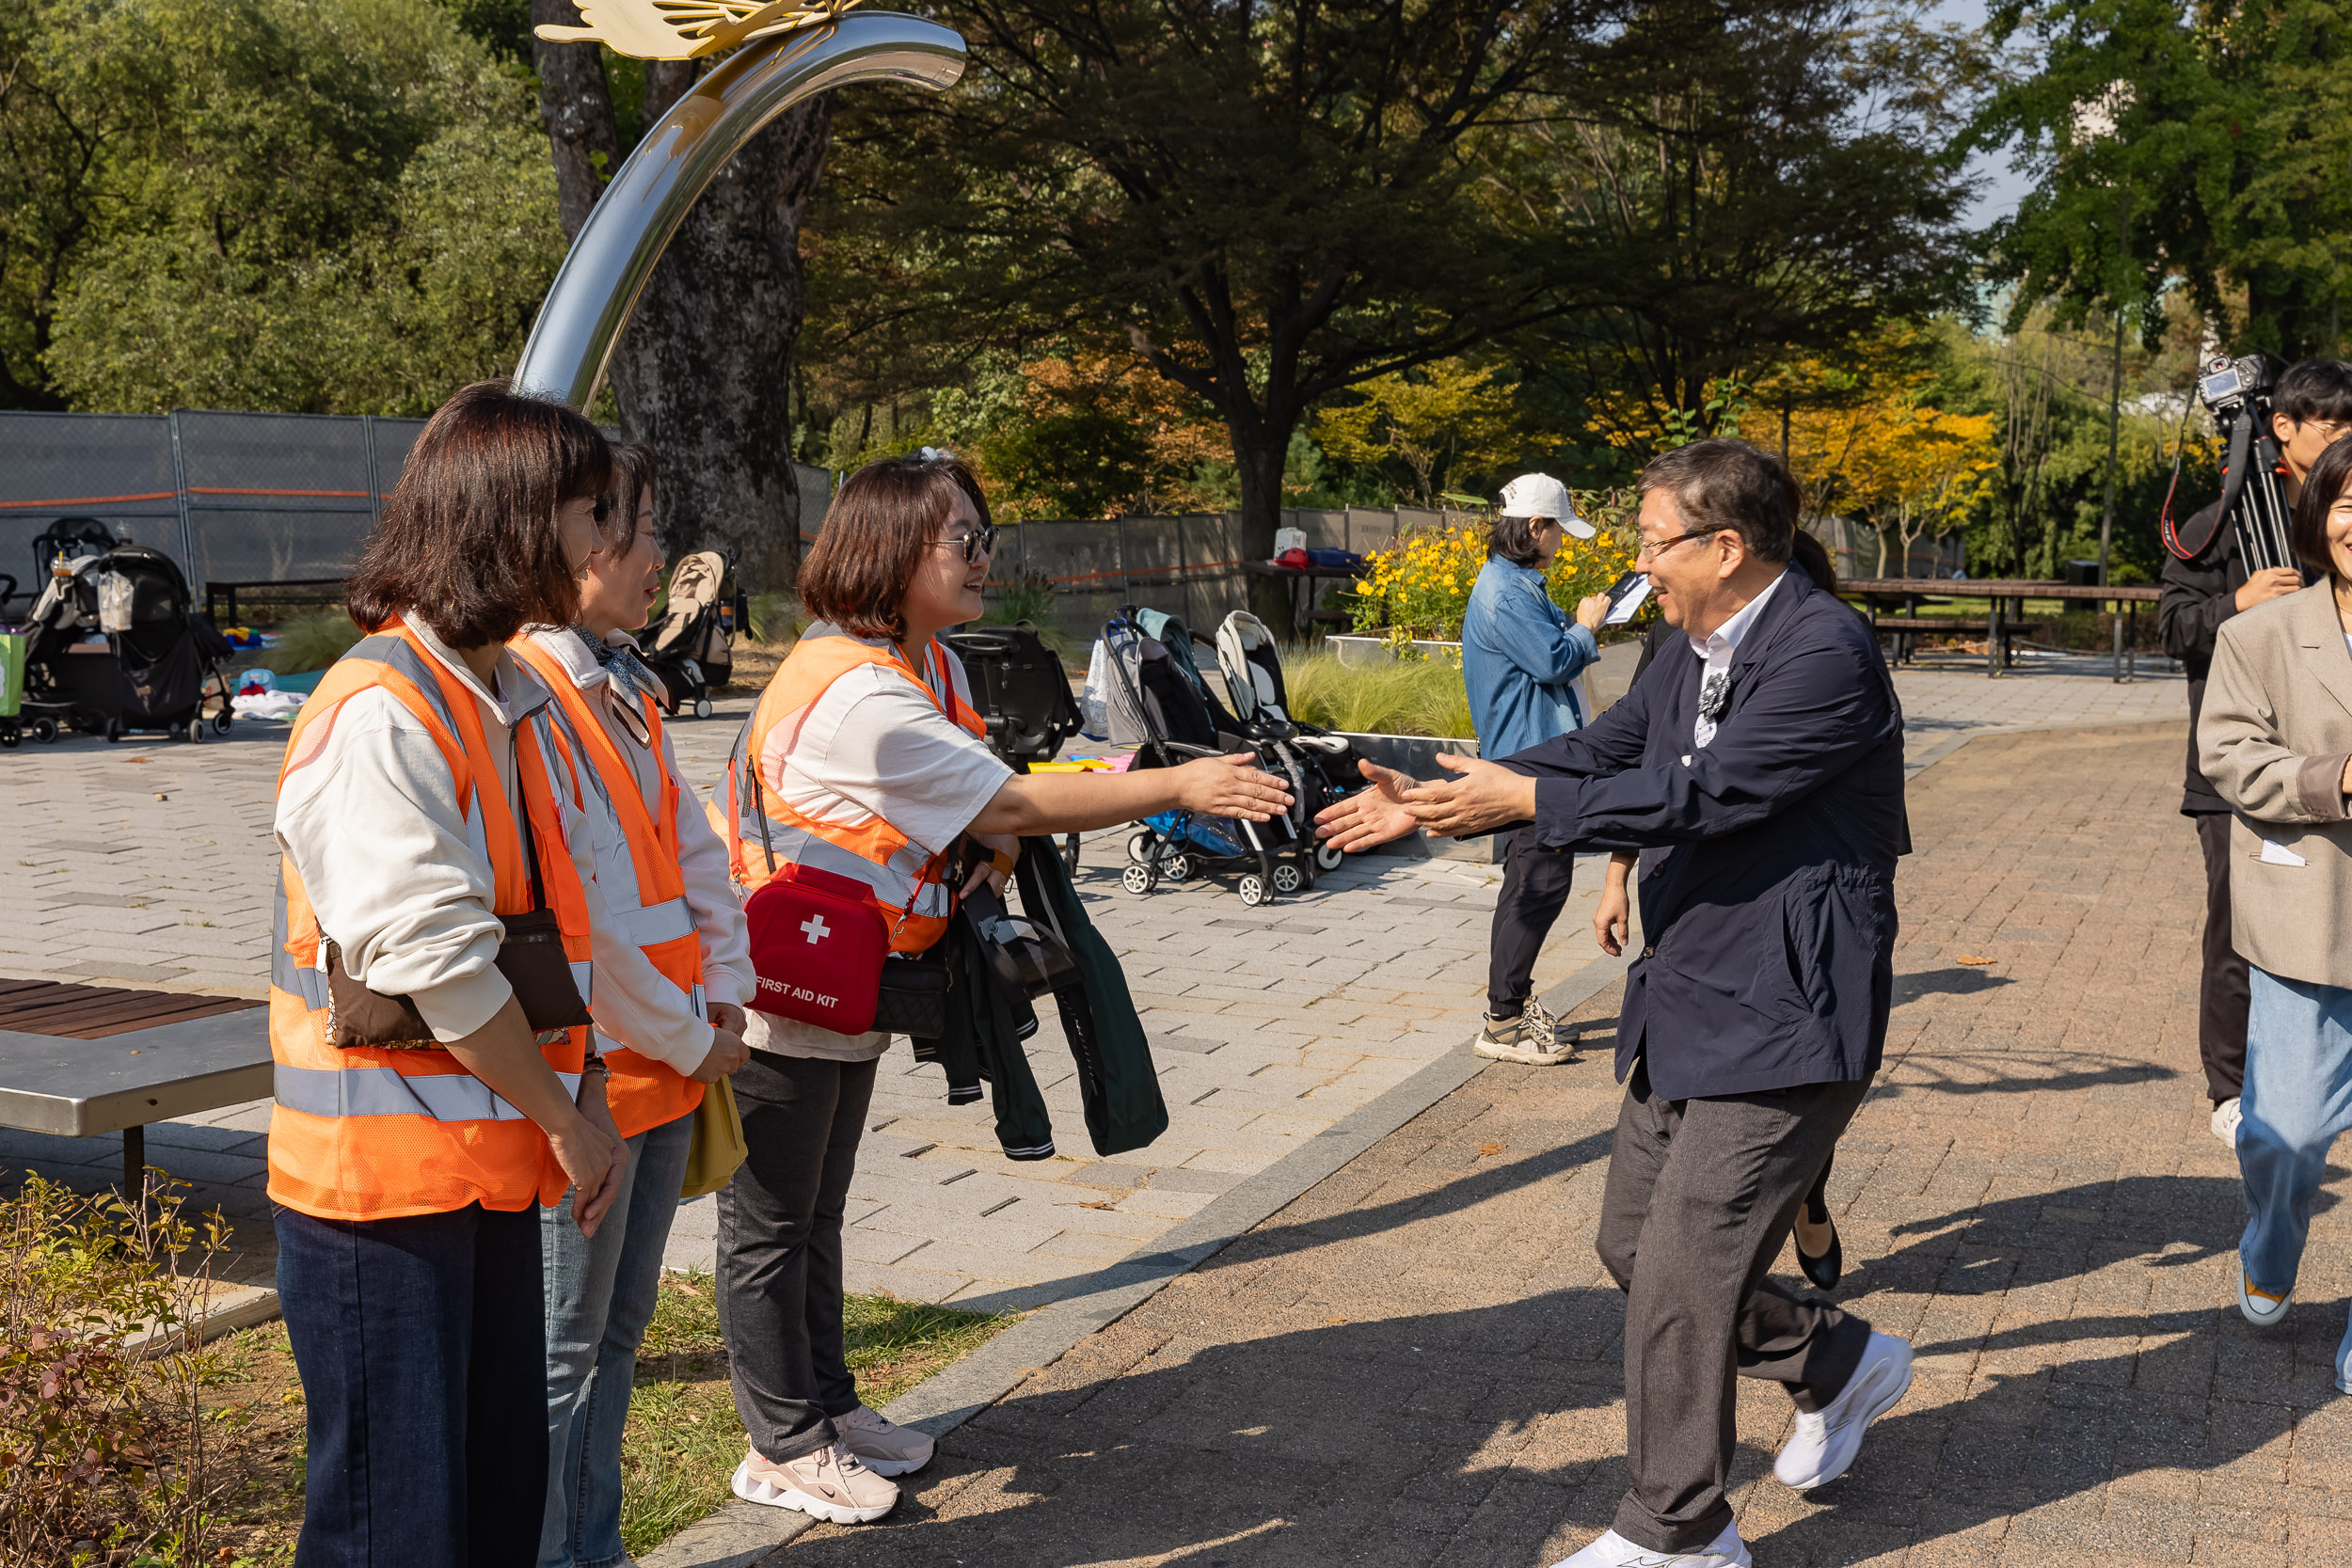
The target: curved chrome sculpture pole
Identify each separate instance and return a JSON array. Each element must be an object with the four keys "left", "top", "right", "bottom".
[{"left": 514, "top": 13, "right": 965, "bottom": 409}]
